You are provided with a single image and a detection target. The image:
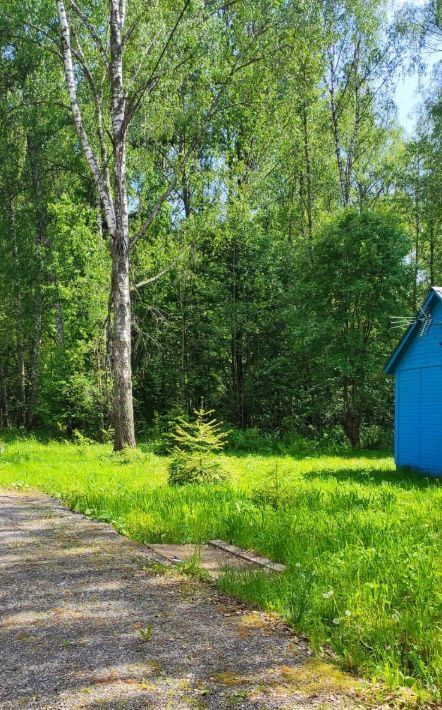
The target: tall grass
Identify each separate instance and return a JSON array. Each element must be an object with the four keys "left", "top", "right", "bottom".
[{"left": 0, "top": 435, "right": 440, "bottom": 700}]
